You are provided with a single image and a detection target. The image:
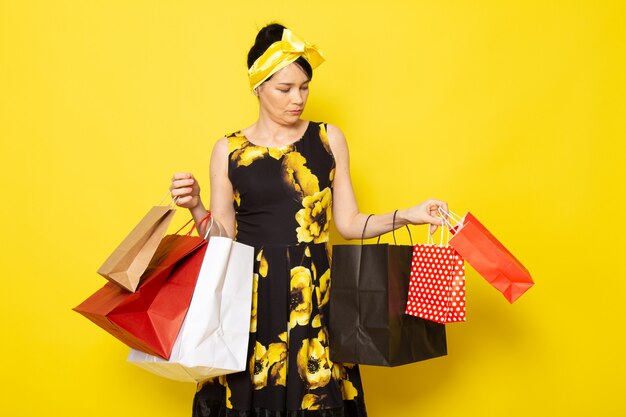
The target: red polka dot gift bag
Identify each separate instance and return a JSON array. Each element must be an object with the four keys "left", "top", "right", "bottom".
[{"left": 405, "top": 227, "right": 466, "bottom": 324}]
